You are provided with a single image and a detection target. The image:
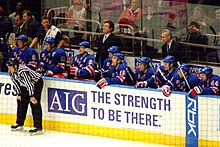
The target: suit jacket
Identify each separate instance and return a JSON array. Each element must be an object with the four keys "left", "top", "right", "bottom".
[
  {"left": 95, "top": 33, "right": 122, "bottom": 67},
  {"left": 162, "top": 40, "right": 185, "bottom": 63}
]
